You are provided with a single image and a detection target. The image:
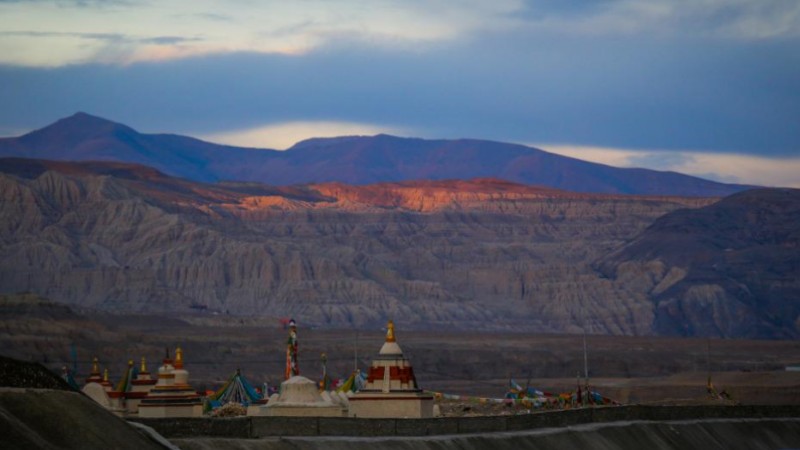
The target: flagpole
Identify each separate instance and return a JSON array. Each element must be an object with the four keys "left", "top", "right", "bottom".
[
  {"left": 581, "top": 302, "right": 589, "bottom": 406},
  {"left": 354, "top": 329, "right": 359, "bottom": 372}
]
